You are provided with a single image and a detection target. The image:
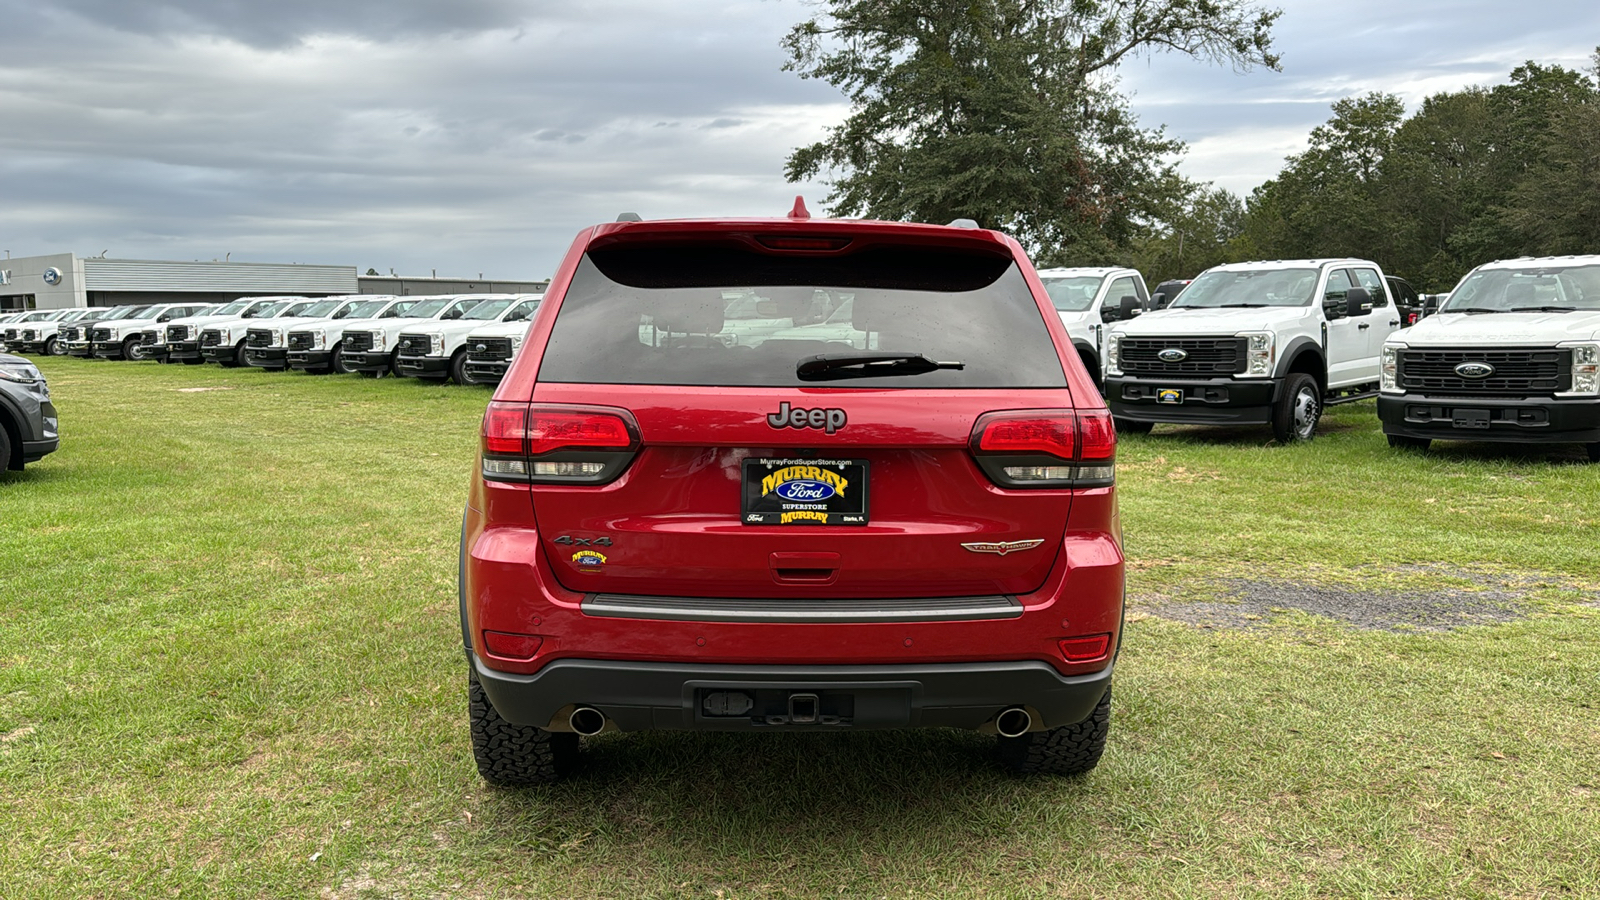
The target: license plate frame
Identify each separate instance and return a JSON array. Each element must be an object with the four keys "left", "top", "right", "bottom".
[
  {"left": 1156, "top": 388, "right": 1184, "bottom": 405},
  {"left": 742, "top": 457, "right": 869, "bottom": 526},
  {"left": 1451, "top": 408, "right": 1491, "bottom": 429}
]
